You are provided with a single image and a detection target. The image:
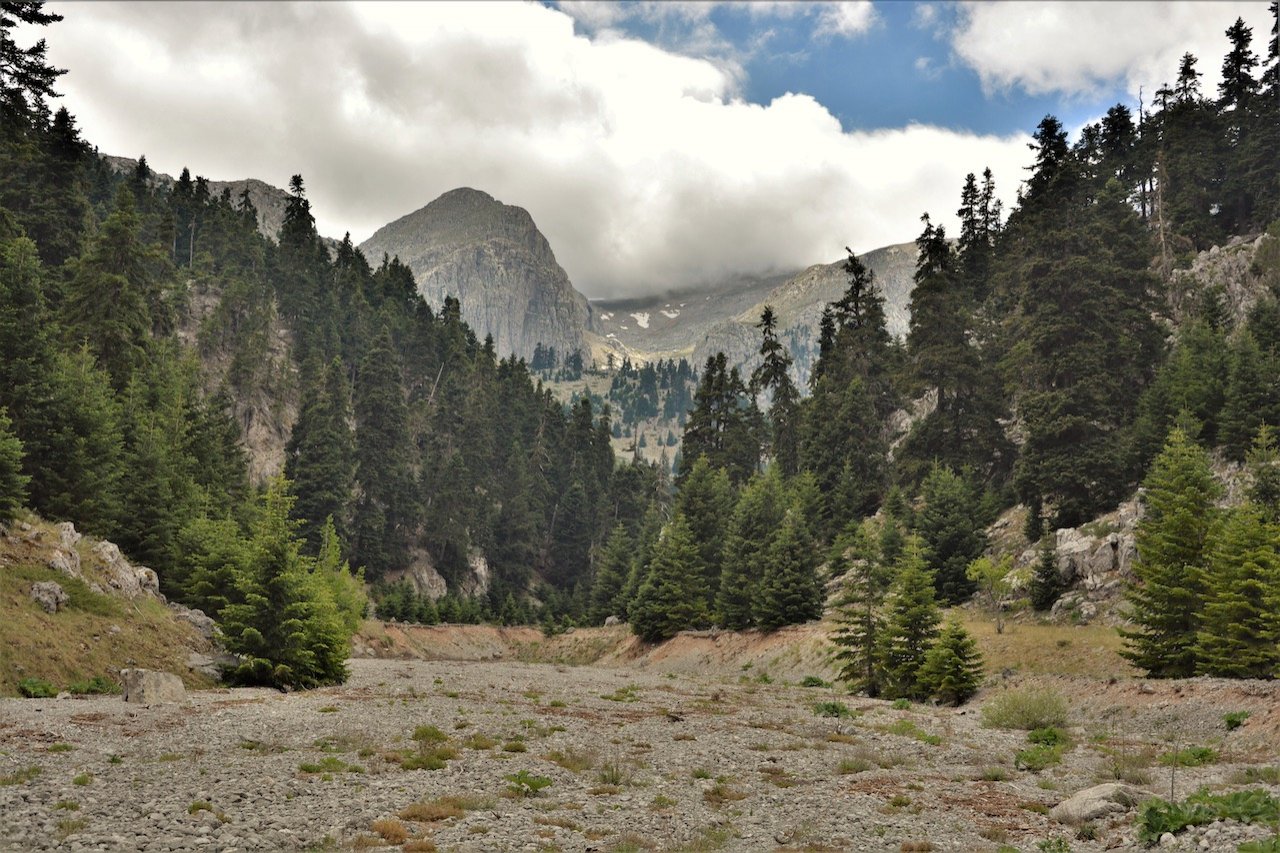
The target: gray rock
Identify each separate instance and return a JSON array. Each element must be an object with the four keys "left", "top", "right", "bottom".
[
  {"left": 169, "top": 604, "right": 217, "bottom": 642},
  {"left": 1050, "top": 782, "right": 1147, "bottom": 825},
  {"left": 30, "top": 580, "right": 69, "bottom": 613},
  {"left": 604, "top": 615, "right": 622, "bottom": 627},
  {"left": 121, "top": 669, "right": 186, "bottom": 704}
]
